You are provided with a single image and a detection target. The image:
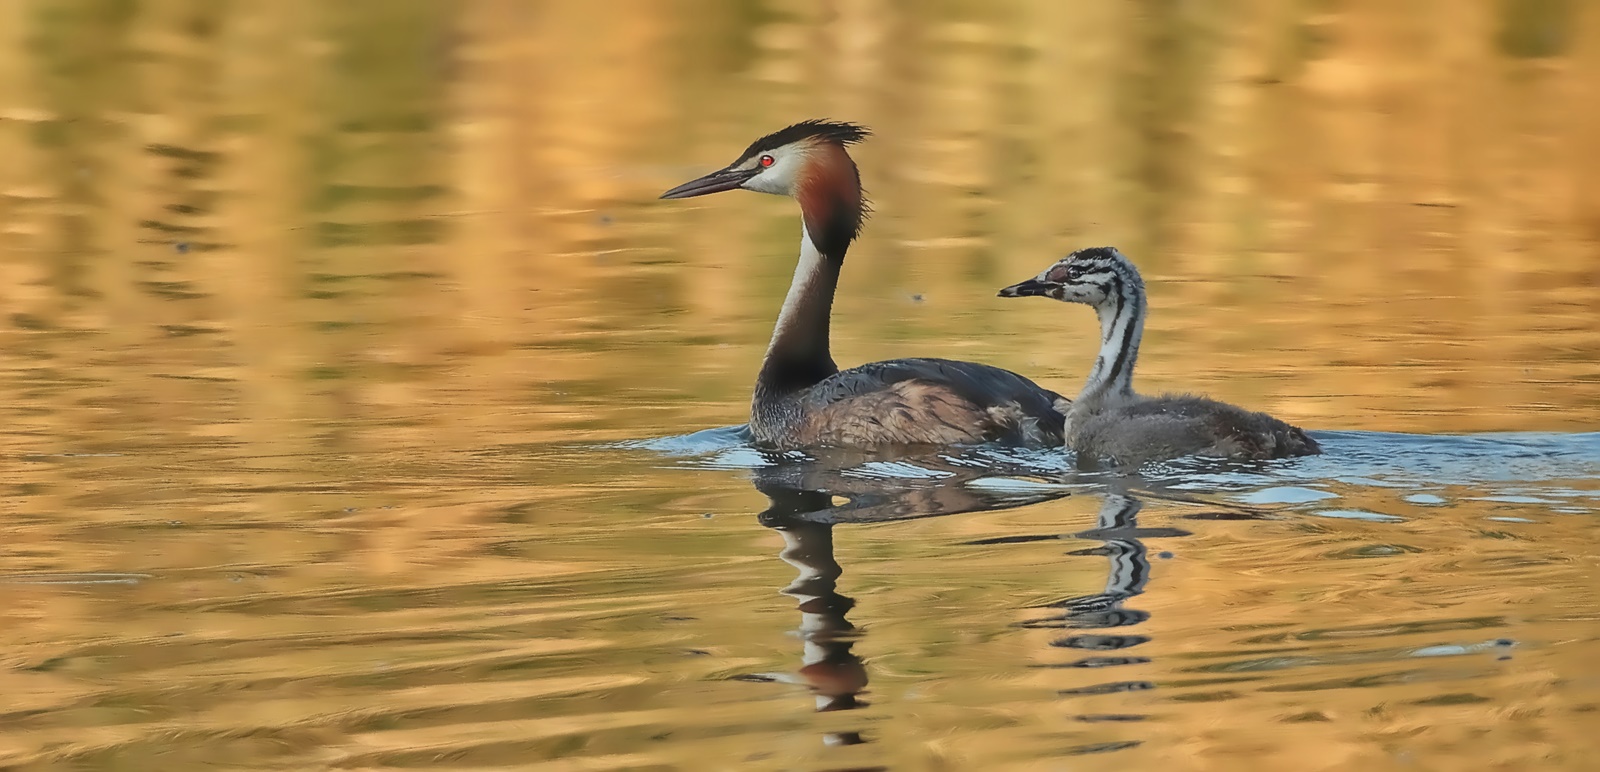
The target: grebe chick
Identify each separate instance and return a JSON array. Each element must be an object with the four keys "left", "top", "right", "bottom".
[
  {"left": 997, "top": 247, "right": 1320, "bottom": 467},
  {"left": 661, "top": 120, "right": 1065, "bottom": 451}
]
